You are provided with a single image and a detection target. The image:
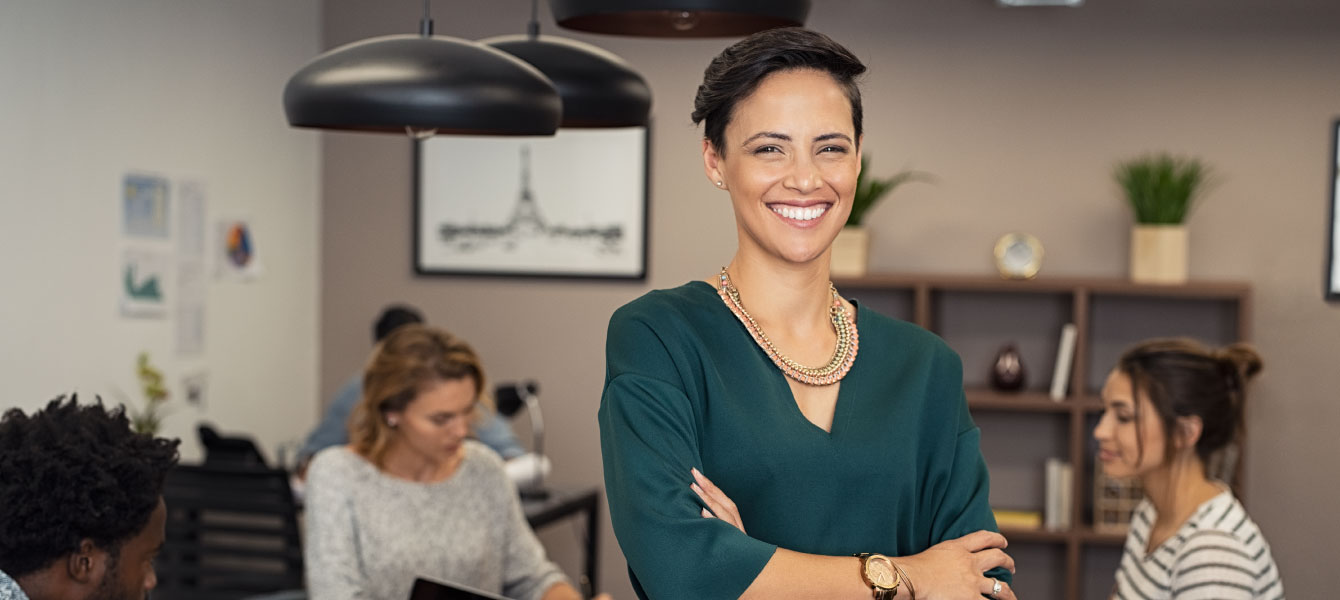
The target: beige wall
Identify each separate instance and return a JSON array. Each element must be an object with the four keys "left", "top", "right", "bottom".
[{"left": 321, "top": 1, "right": 1340, "bottom": 597}]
